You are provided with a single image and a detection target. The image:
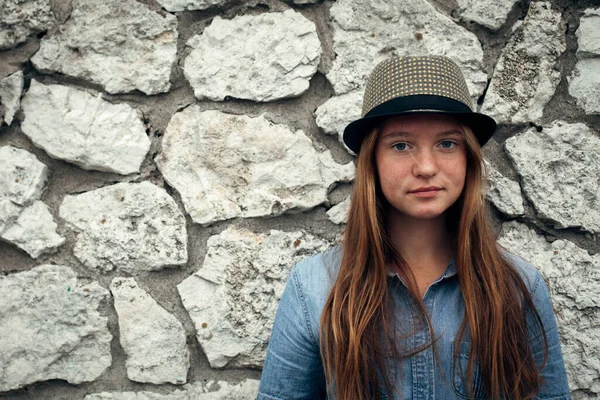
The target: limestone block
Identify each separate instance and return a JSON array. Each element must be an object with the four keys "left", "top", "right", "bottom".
[
  {"left": 569, "top": 59, "right": 600, "bottom": 114},
  {"left": 31, "top": 0, "right": 177, "bottom": 95},
  {"left": 327, "top": 196, "right": 351, "bottom": 225},
  {"left": 485, "top": 162, "right": 524, "bottom": 216},
  {"left": 21, "top": 80, "right": 150, "bottom": 174},
  {"left": 569, "top": 9, "right": 600, "bottom": 115},
  {"left": 110, "top": 277, "right": 189, "bottom": 384},
  {"left": 0, "top": 145, "right": 48, "bottom": 233},
  {"left": 315, "top": 91, "right": 362, "bottom": 151},
  {"left": 498, "top": 221, "right": 600, "bottom": 393},
  {"left": 481, "top": 2, "right": 566, "bottom": 124},
  {"left": 1, "top": 200, "right": 65, "bottom": 258},
  {"left": 155, "top": 0, "right": 228, "bottom": 12},
  {"left": 183, "top": 9, "right": 321, "bottom": 102},
  {"left": 327, "top": 0, "right": 487, "bottom": 98},
  {"left": 0, "top": 0, "right": 55, "bottom": 50},
  {"left": 178, "top": 227, "right": 331, "bottom": 368},
  {"left": 455, "top": 0, "right": 518, "bottom": 30},
  {"left": 0, "top": 70, "right": 24, "bottom": 125},
  {"left": 0, "top": 264, "right": 112, "bottom": 392},
  {"left": 505, "top": 121, "right": 600, "bottom": 233},
  {"left": 155, "top": 107, "right": 355, "bottom": 226},
  {"left": 59, "top": 182, "right": 188, "bottom": 272},
  {"left": 84, "top": 379, "right": 260, "bottom": 399},
  {"left": 576, "top": 8, "right": 600, "bottom": 57}
]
